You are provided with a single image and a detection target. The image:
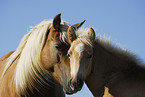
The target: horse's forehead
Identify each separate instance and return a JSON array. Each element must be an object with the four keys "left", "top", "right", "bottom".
[{"left": 74, "top": 43, "right": 85, "bottom": 53}]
